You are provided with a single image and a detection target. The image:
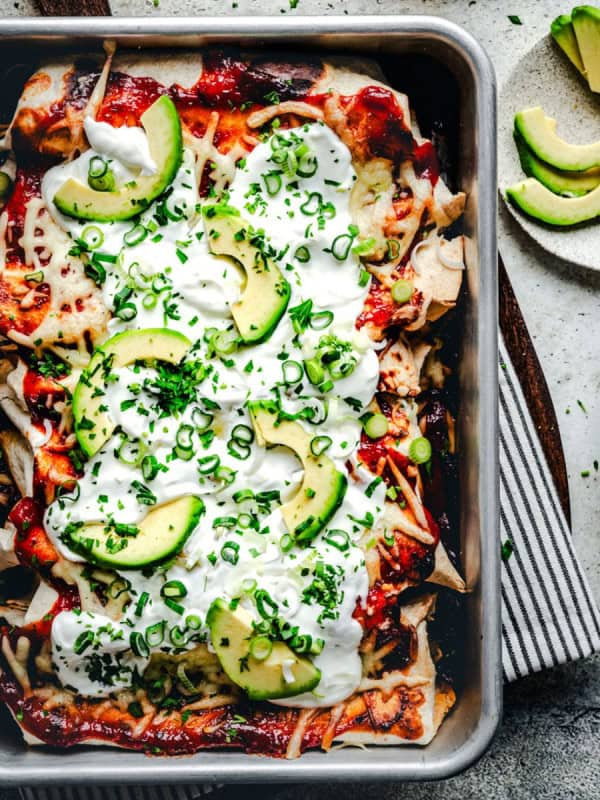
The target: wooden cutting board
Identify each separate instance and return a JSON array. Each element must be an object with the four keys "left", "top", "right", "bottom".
[{"left": 30, "top": 0, "right": 572, "bottom": 526}]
